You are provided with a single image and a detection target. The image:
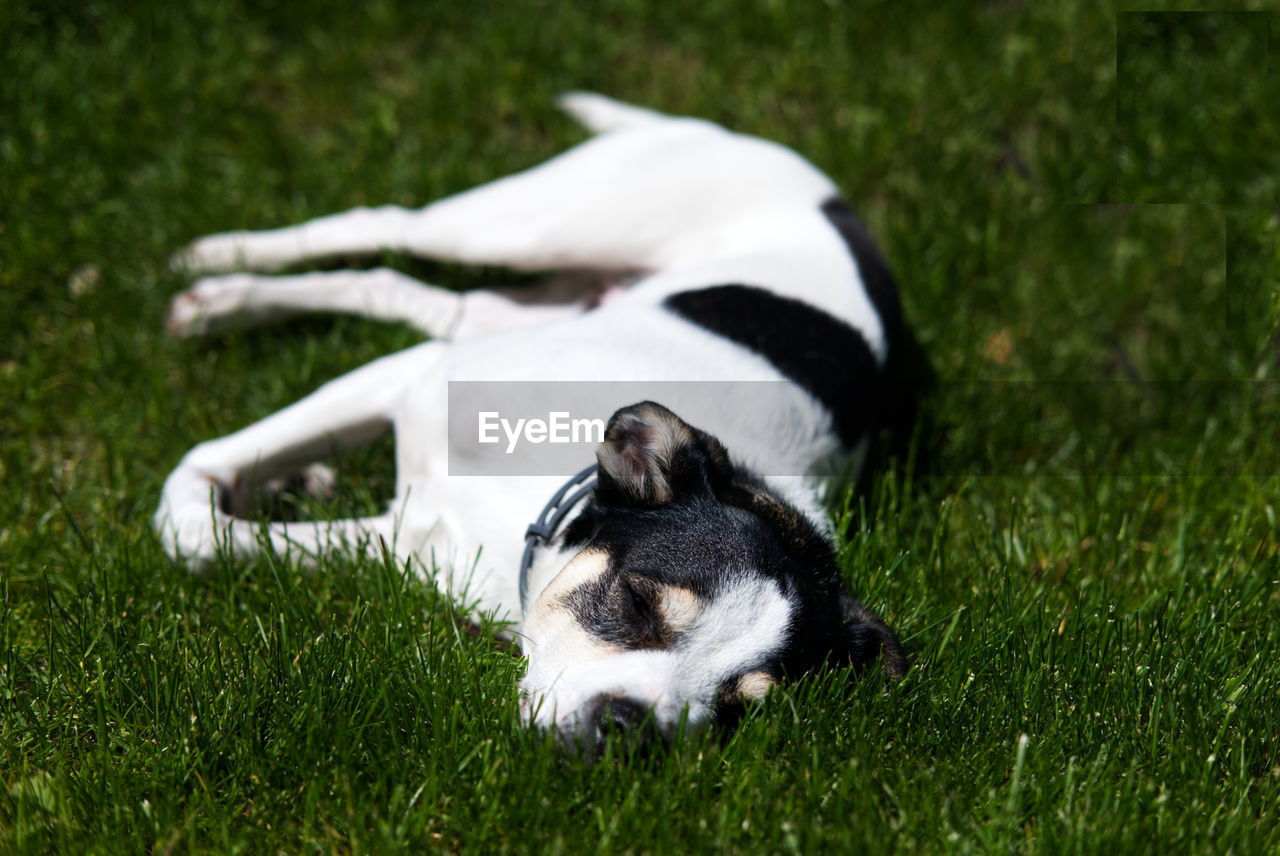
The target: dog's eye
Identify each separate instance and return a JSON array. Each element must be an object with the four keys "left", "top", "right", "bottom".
[
  {"left": 625, "top": 579, "right": 651, "bottom": 620},
  {"left": 621, "top": 577, "right": 661, "bottom": 642}
]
